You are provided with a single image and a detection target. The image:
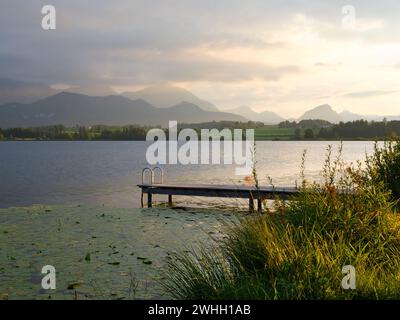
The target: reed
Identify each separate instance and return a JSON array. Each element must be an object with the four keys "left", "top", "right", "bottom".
[{"left": 162, "top": 141, "right": 400, "bottom": 299}]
